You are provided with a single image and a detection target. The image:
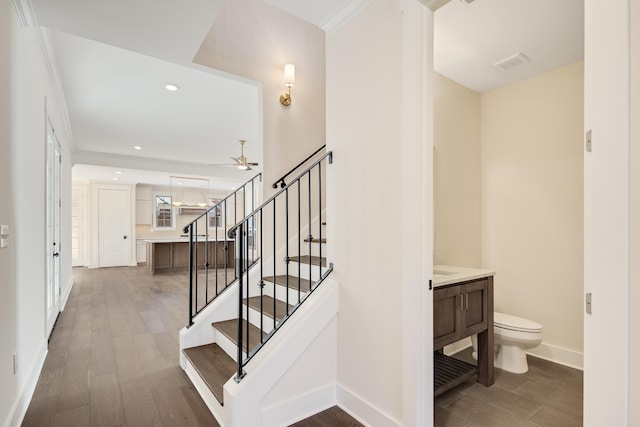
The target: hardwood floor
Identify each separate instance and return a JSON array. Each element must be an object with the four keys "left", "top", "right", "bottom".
[
  {"left": 22, "top": 266, "right": 219, "bottom": 427},
  {"left": 291, "top": 406, "right": 363, "bottom": 427}
]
